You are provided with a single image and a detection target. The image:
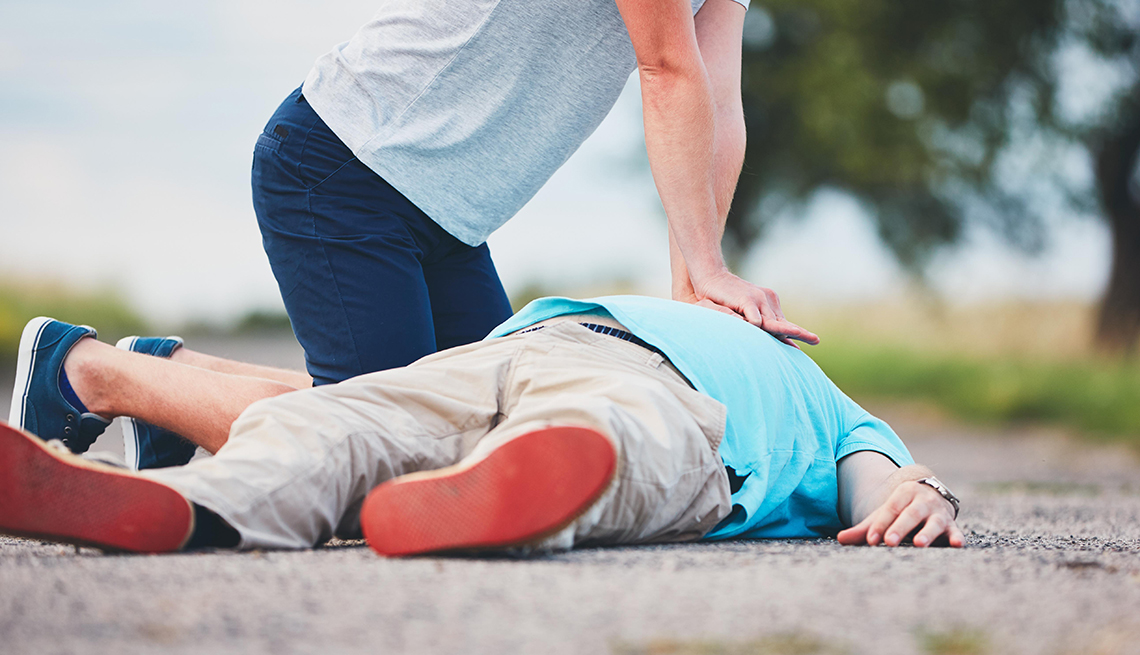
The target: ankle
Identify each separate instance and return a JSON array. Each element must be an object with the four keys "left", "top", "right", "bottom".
[
  {"left": 184, "top": 504, "right": 240, "bottom": 549},
  {"left": 62, "top": 338, "right": 118, "bottom": 417}
]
